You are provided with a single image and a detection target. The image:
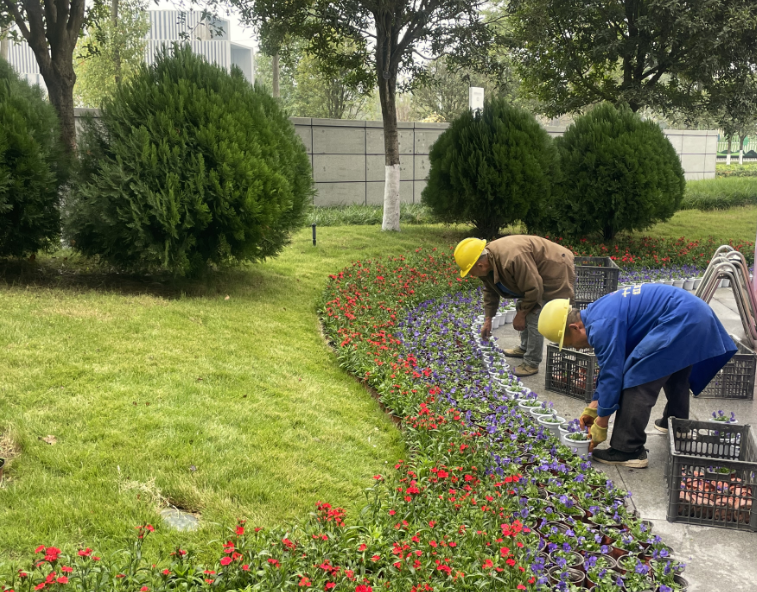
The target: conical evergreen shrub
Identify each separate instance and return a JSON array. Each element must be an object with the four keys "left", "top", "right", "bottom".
[
  {"left": 0, "top": 58, "right": 65, "bottom": 257},
  {"left": 422, "top": 98, "right": 558, "bottom": 238},
  {"left": 65, "top": 45, "right": 313, "bottom": 275},
  {"left": 550, "top": 103, "right": 685, "bottom": 240}
]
